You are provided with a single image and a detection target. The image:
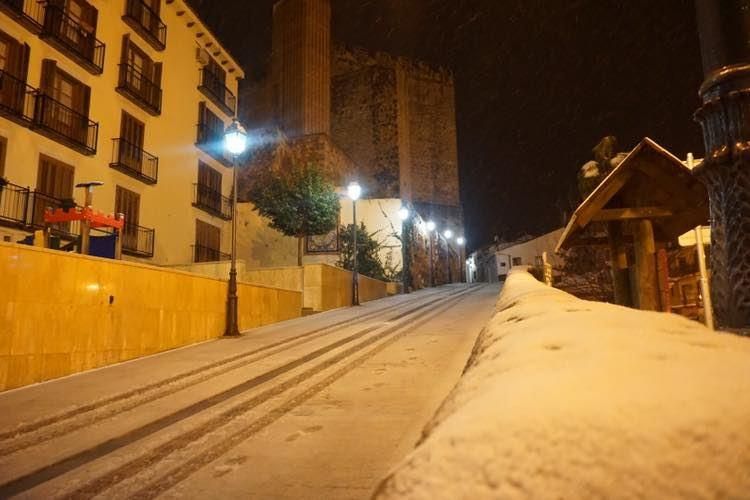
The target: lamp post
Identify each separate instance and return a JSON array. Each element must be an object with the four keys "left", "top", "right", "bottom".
[
  {"left": 443, "top": 229, "right": 453, "bottom": 284},
  {"left": 398, "top": 206, "right": 410, "bottom": 294},
  {"left": 426, "top": 220, "right": 436, "bottom": 286},
  {"left": 348, "top": 181, "right": 362, "bottom": 305},
  {"left": 223, "top": 118, "right": 248, "bottom": 337},
  {"left": 456, "top": 236, "right": 466, "bottom": 283}
]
